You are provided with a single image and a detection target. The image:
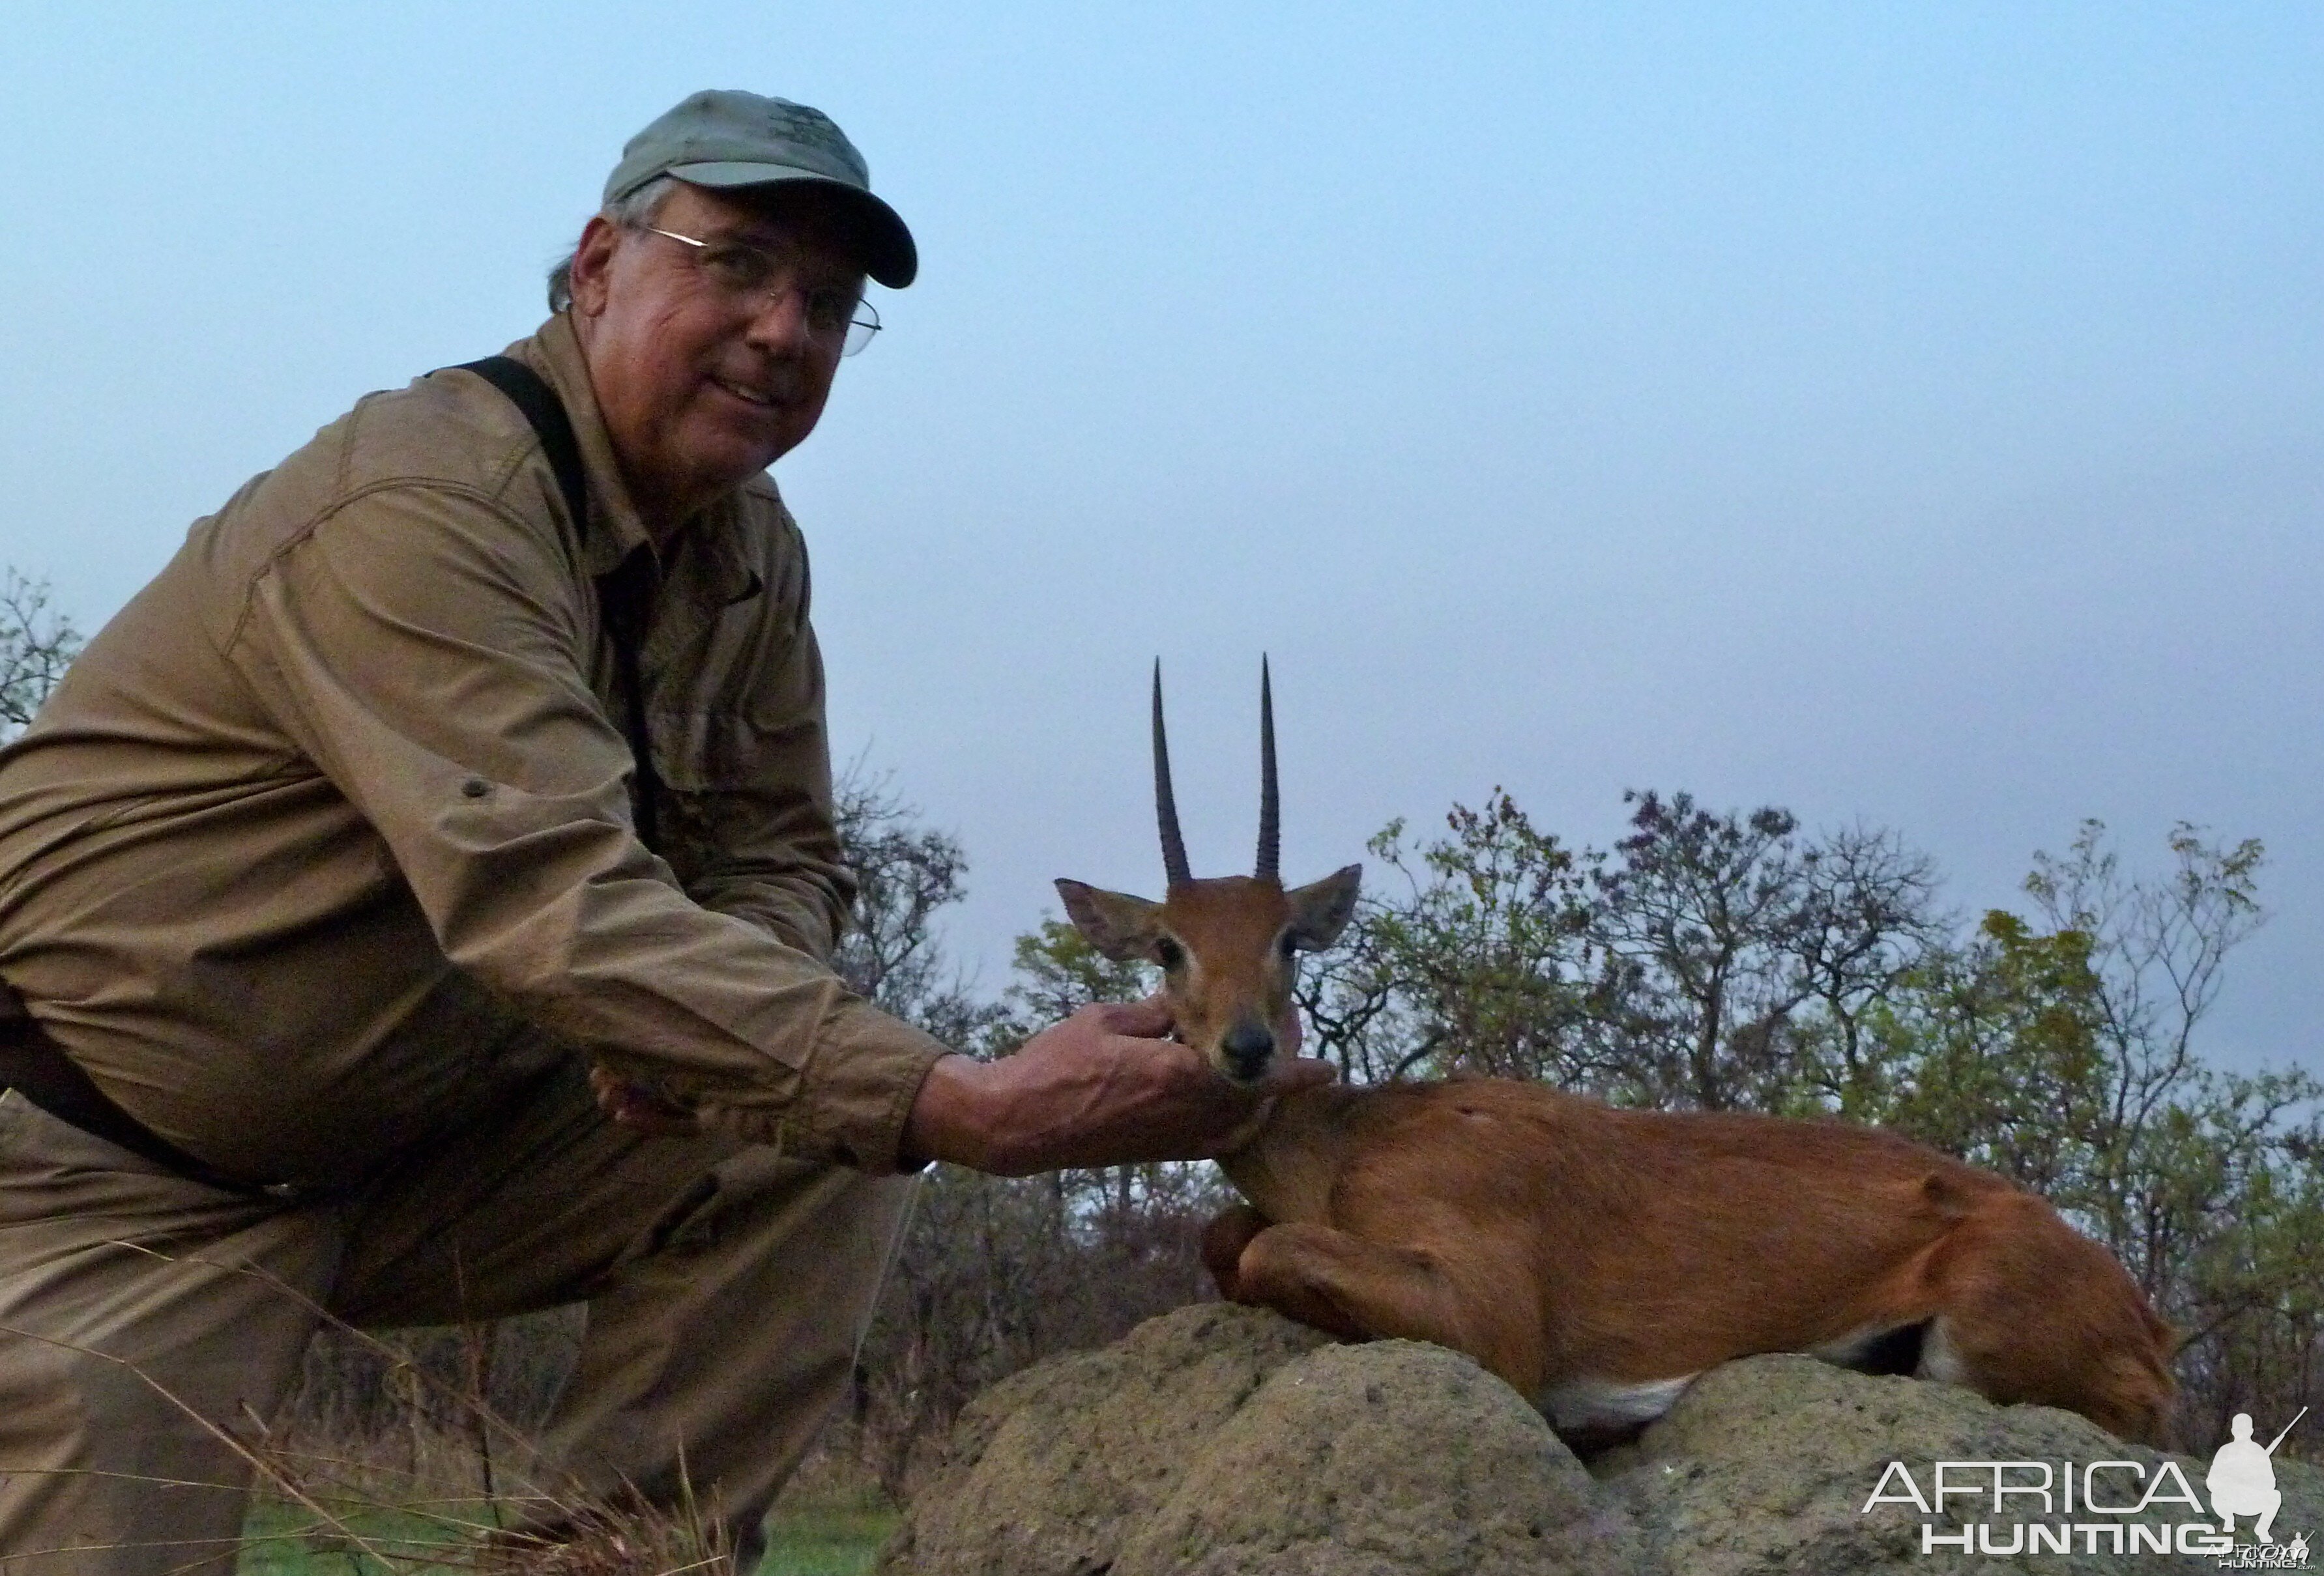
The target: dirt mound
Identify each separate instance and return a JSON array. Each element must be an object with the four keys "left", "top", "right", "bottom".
[{"left": 880, "top": 1305, "right": 2324, "bottom": 1575}]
